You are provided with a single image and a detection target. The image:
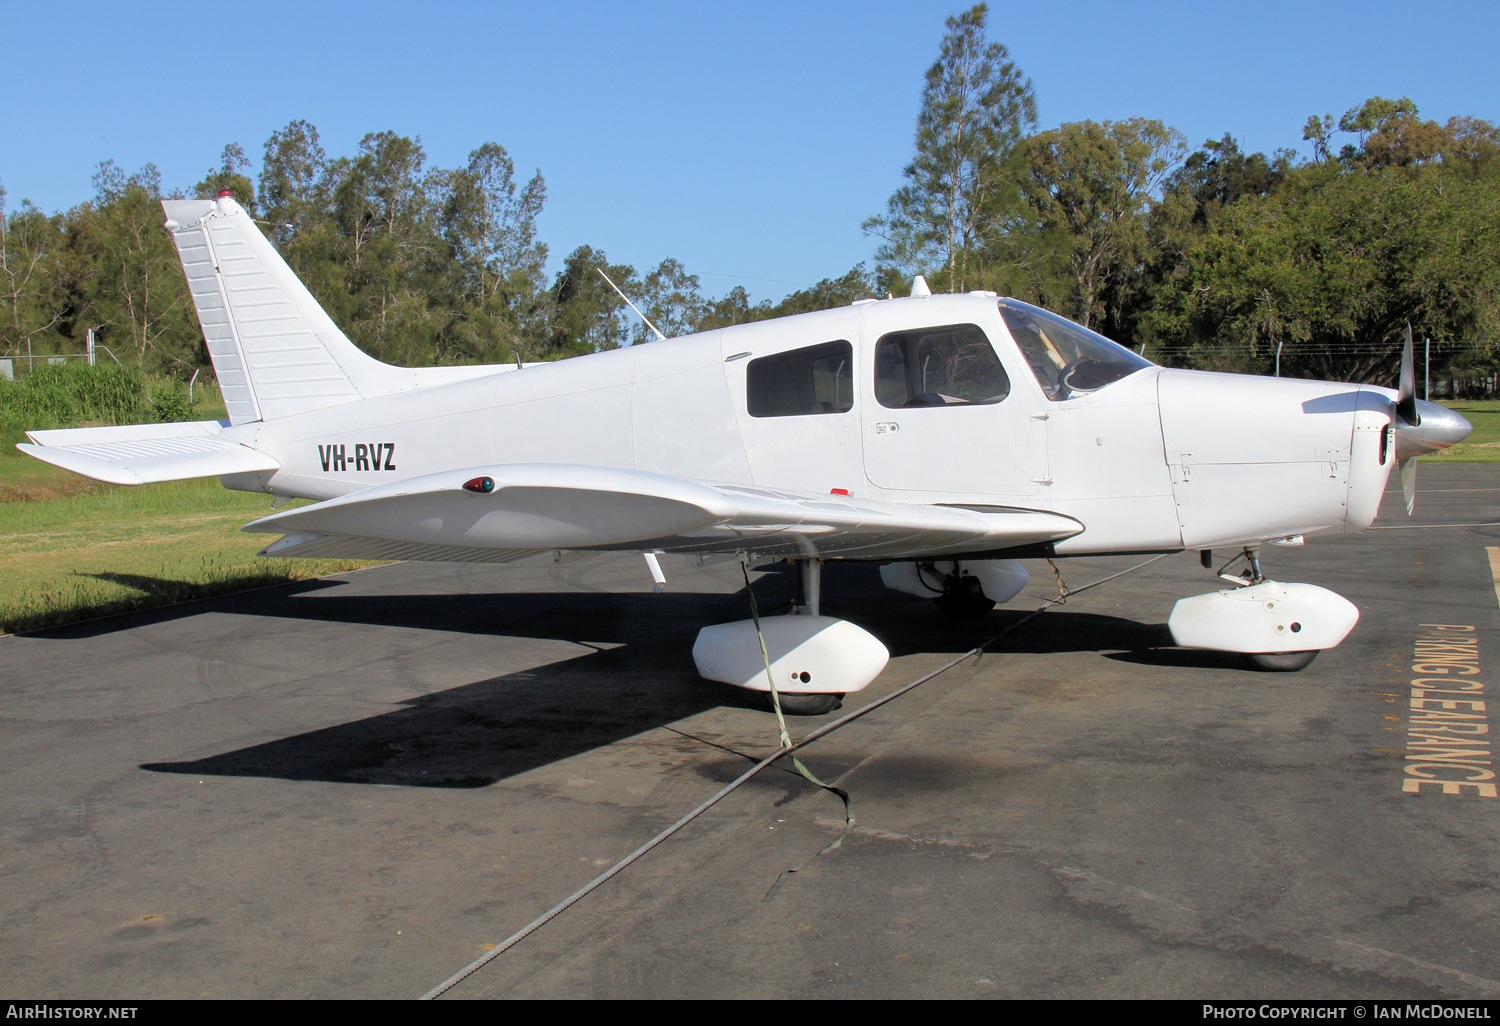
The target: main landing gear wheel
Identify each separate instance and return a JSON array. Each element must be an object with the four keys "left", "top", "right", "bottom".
[
  {"left": 1244, "top": 650, "right": 1319, "bottom": 672},
  {"left": 934, "top": 574, "right": 996, "bottom": 620},
  {"left": 771, "top": 692, "right": 844, "bottom": 716}
]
